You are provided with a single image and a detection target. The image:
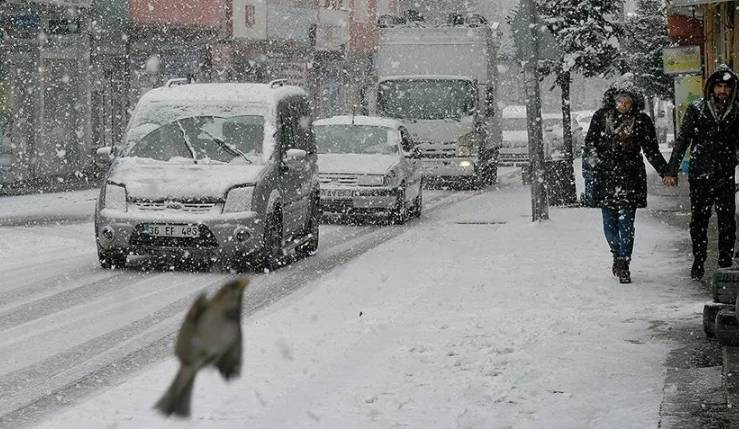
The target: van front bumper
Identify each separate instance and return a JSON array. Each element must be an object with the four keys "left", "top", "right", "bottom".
[{"left": 95, "top": 208, "right": 264, "bottom": 261}]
